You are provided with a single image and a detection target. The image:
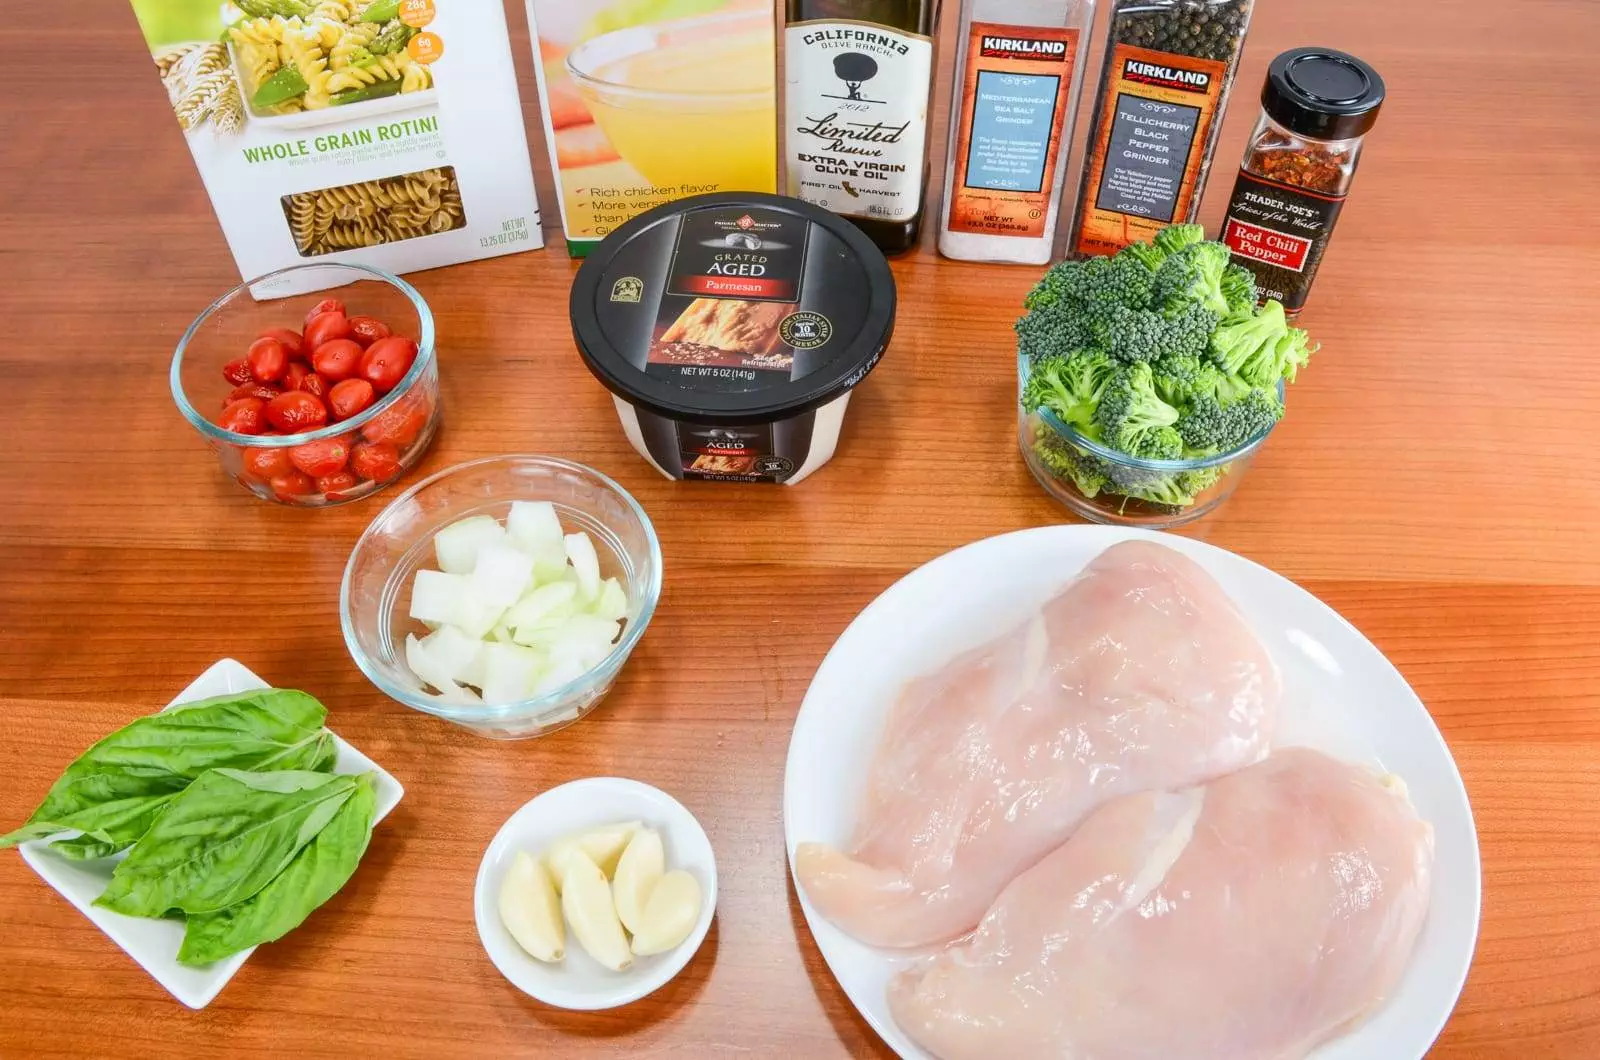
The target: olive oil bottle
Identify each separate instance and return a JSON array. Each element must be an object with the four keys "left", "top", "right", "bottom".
[{"left": 783, "top": 1, "right": 942, "bottom": 254}]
